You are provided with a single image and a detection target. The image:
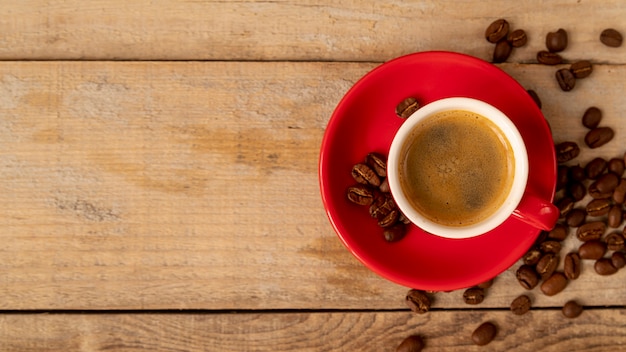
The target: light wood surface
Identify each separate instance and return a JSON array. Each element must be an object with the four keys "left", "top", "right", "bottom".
[{"left": 1, "top": 0, "right": 625, "bottom": 350}]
